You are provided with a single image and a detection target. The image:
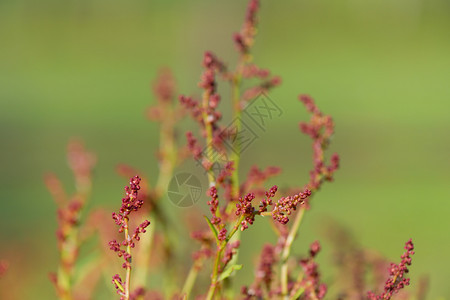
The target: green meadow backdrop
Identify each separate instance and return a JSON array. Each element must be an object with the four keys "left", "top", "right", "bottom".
[{"left": 1, "top": 0, "right": 449, "bottom": 298}]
